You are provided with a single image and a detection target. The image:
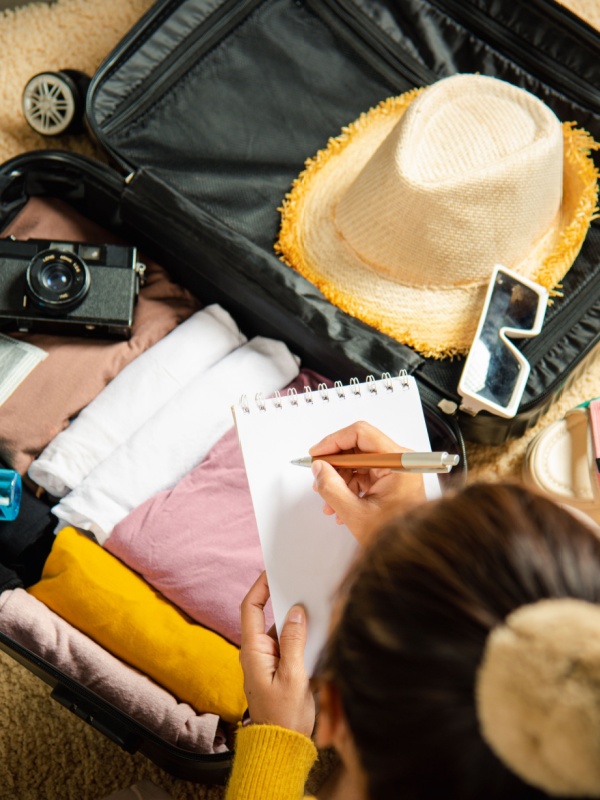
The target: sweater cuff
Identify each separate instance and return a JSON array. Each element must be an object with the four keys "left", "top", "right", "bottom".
[{"left": 226, "top": 724, "right": 318, "bottom": 799}]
